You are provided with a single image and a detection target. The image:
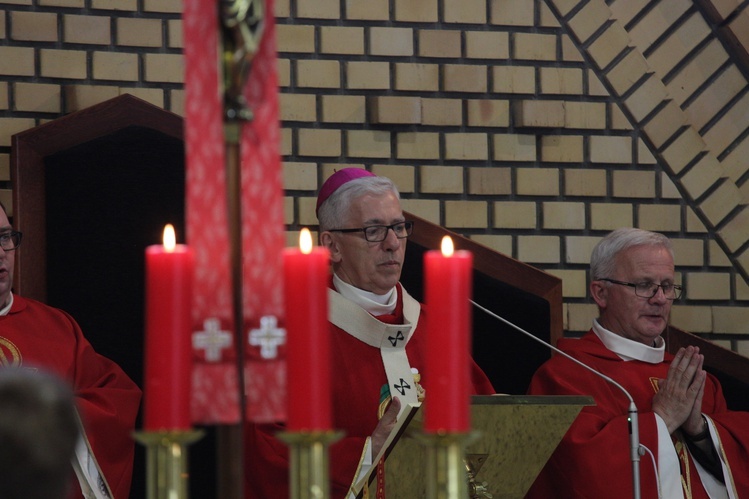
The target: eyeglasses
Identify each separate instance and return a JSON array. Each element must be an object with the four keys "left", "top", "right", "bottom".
[
  {"left": 599, "top": 278, "right": 683, "bottom": 300},
  {"left": 0, "top": 230, "right": 22, "bottom": 252},
  {"left": 328, "top": 221, "right": 414, "bottom": 243}
]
